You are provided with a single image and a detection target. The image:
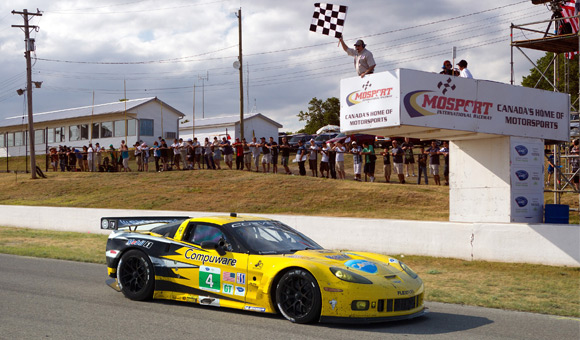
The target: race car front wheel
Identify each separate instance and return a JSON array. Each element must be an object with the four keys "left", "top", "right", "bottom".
[
  {"left": 276, "top": 269, "right": 321, "bottom": 323},
  {"left": 117, "top": 250, "right": 154, "bottom": 301}
]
